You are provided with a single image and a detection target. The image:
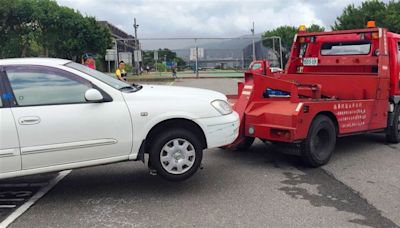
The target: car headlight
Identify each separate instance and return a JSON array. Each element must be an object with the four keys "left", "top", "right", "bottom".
[{"left": 211, "top": 100, "right": 232, "bottom": 115}]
